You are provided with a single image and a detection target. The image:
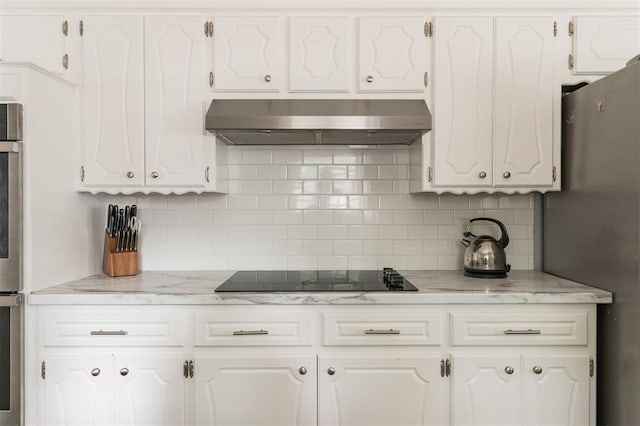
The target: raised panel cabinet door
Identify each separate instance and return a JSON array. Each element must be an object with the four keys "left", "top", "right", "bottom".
[
  {"left": 113, "top": 355, "right": 185, "bottom": 426},
  {"left": 523, "top": 354, "right": 590, "bottom": 426},
  {"left": 144, "top": 17, "right": 209, "bottom": 188},
  {"left": 44, "top": 355, "right": 112, "bottom": 426},
  {"left": 358, "top": 16, "right": 428, "bottom": 92},
  {"left": 0, "top": 15, "right": 66, "bottom": 74},
  {"left": 81, "top": 16, "right": 144, "bottom": 187},
  {"left": 289, "top": 16, "right": 349, "bottom": 92},
  {"left": 433, "top": 17, "right": 494, "bottom": 187},
  {"left": 451, "top": 354, "right": 521, "bottom": 426},
  {"left": 194, "top": 355, "right": 316, "bottom": 426},
  {"left": 494, "top": 17, "right": 555, "bottom": 187},
  {"left": 213, "top": 16, "right": 281, "bottom": 91},
  {"left": 318, "top": 355, "right": 448, "bottom": 426},
  {"left": 573, "top": 16, "right": 640, "bottom": 74}
]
